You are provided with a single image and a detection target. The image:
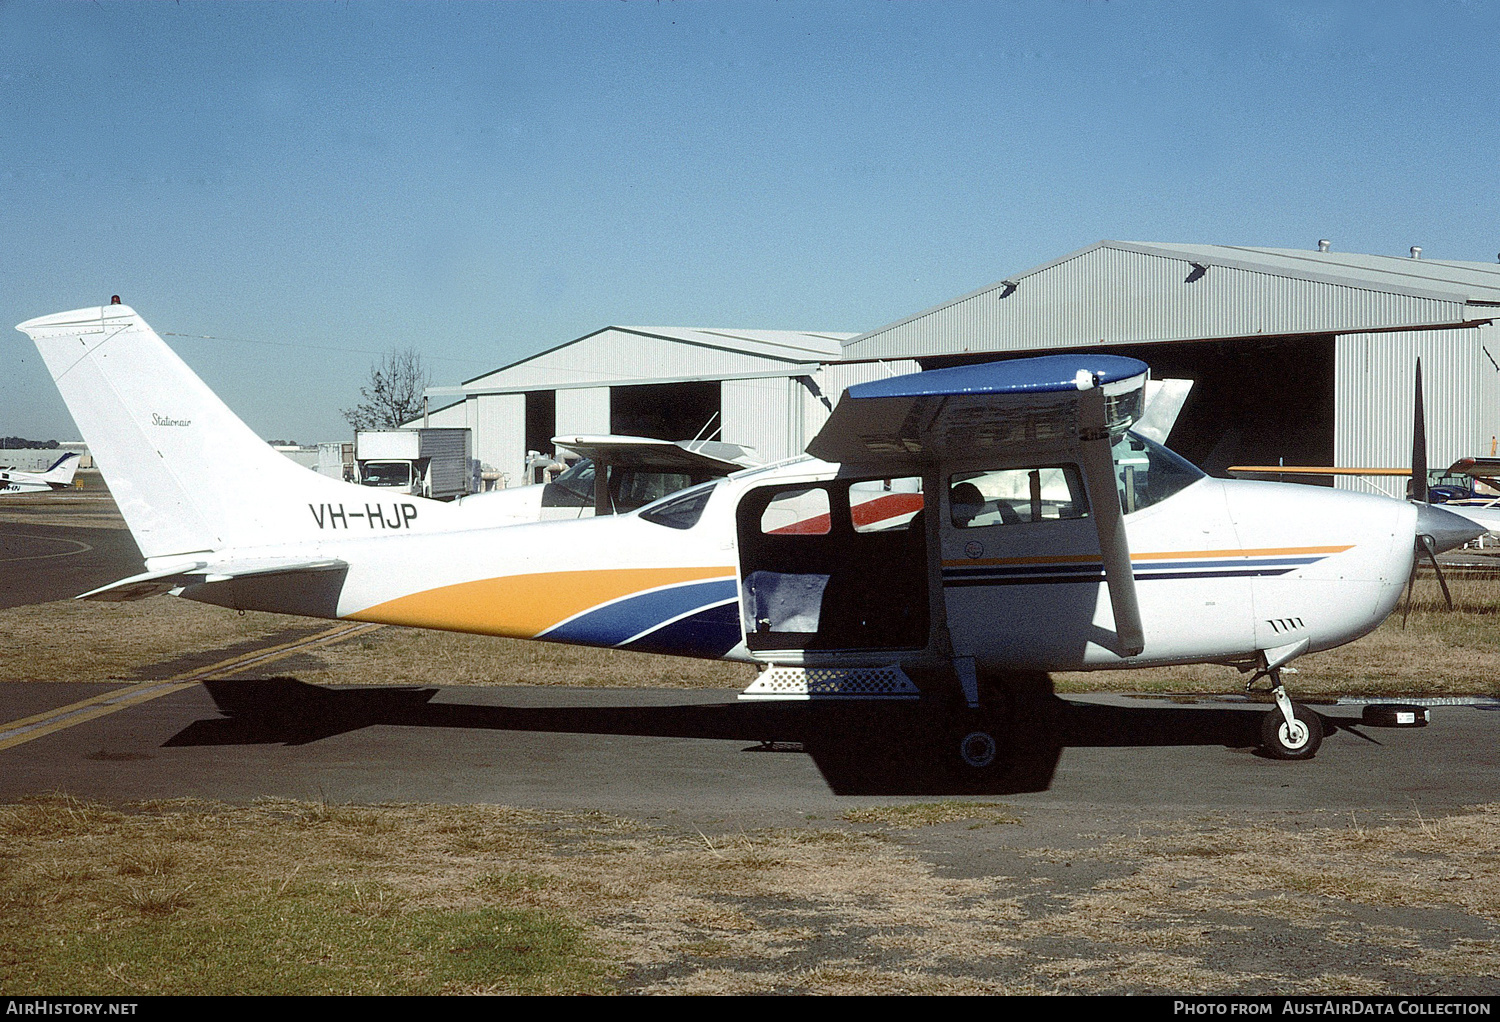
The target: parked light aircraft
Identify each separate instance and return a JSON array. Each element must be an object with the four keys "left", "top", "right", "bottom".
[
  {"left": 479, "top": 435, "right": 761, "bottom": 523},
  {"left": 0, "top": 451, "right": 81, "bottom": 494},
  {"left": 19, "top": 304, "right": 1476, "bottom": 767}
]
